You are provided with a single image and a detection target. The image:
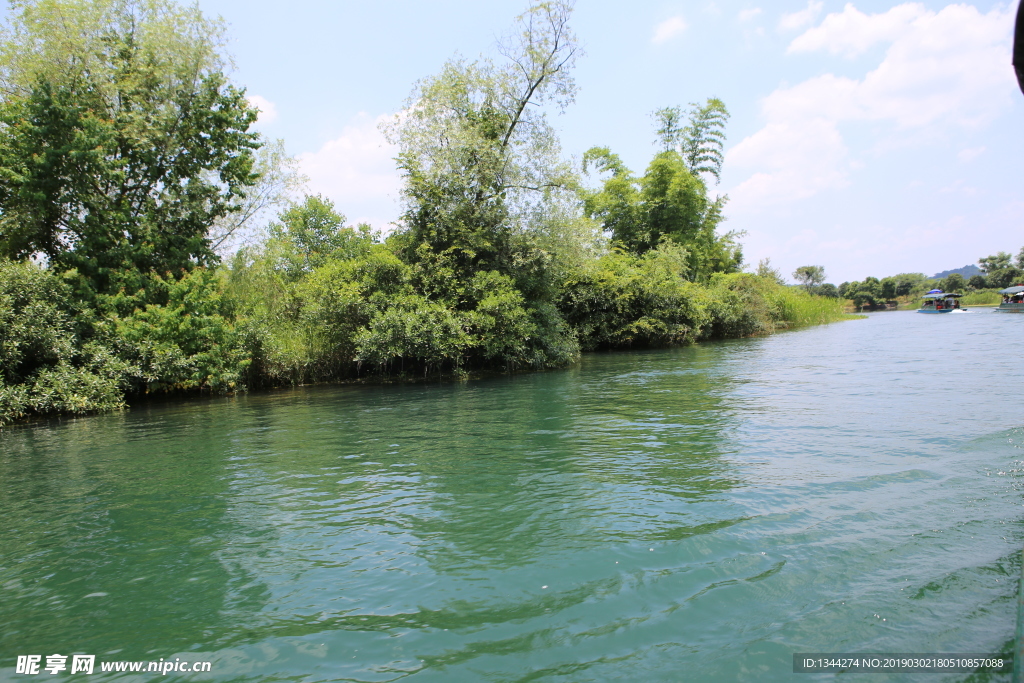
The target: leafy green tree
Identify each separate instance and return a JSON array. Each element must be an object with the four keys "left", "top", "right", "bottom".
[
  {"left": 0, "top": 0, "right": 227, "bottom": 94},
  {"left": 755, "top": 258, "right": 786, "bottom": 286},
  {"left": 843, "top": 277, "right": 882, "bottom": 309},
  {"left": 941, "top": 273, "right": 965, "bottom": 292},
  {"left": 647, "top": 99, "right": 738, "bottom": 275},
  {"left": 581, "top": 101, "right": 742, "bottom": 280},
  {"left": 640, "top": 151, "right": 708, "bottom": 252},
  {"left": 793, "top": 265, "right": 826, "bottom": 289},
  {"left": 266, "top": 195, "right": 374, "bottom": 277},
  {"left": 223, "top": 197, "right": 381, "bottom": 383},
  {"left": 979, "top": 251, "right": 1012, "bottom": 273},
  {"left": 383, "top": 0, "right": 579, "bottom": 285},
  {"left": 989, "top": 267, "right": 1024, "bottom": 288},
  {"left": 582, "top": 147, "right": 741, "bottom": 277},
  {"left": 976, "top": 250, "right": 1024, "bottom": 288},
  {"left": 814, "top": 283, "right": 839, "bottom": 298},
  {"left": 880, "top": 273, "right": 926, "bottom": 298},
  {"left": 0, "top": 0, "right": 260, "bottom": 294},
  {"left": 373, "top": 1, "right": 587, "bottom": 371},
  {"left": 580, "top": 147, "right": 644, "bottom": 248},
  {"left": 653, "top": 99, "right": 729, "bottom": 183},
  {"left": 967, "top": 274, "right": 987, "bottom": 290}
]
